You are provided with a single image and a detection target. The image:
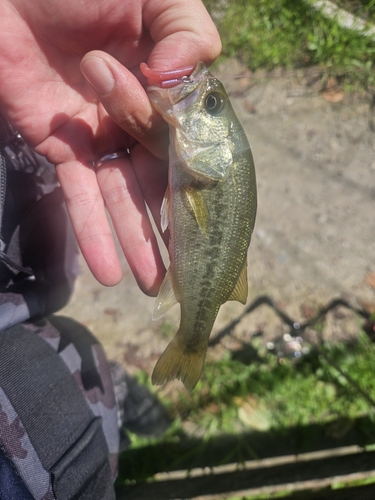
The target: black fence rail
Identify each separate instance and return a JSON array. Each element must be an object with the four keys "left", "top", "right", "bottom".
[
  {"left": 117, "top": 448, "right": 375, "bottom": 499},
  {"left": 209, "top": 296, "right": 372, "bottom": 347}
]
